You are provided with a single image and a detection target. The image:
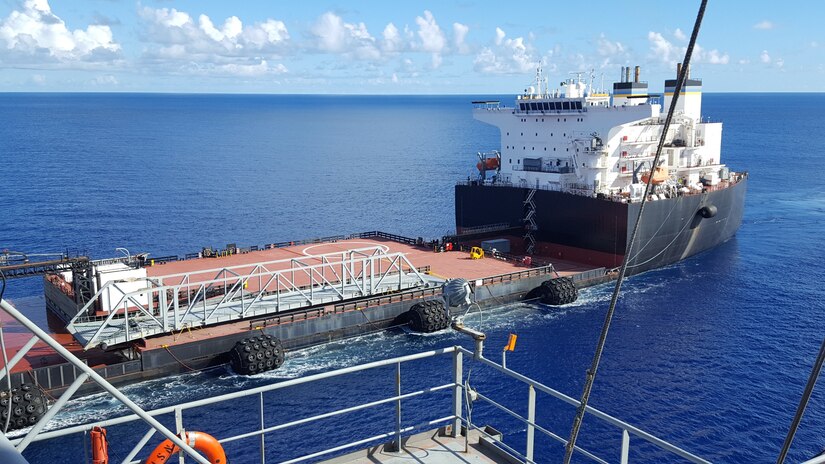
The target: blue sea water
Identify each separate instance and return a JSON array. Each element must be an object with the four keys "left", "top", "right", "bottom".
[{"left": 1, "top": 92, "right": 824, "bottom": 463}]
